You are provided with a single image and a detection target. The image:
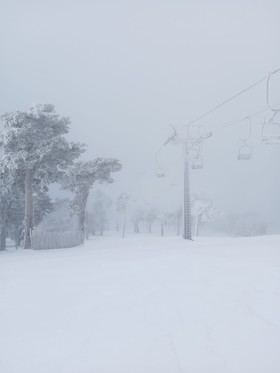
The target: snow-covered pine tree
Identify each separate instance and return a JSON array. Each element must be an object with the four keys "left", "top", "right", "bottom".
[
  {"left": 0, "top": 163, "right": 18, "bottom": 250},
  {"left": 89, "top": 191, "right": 112, "bottom": 236},
  {"left": 1, "top": 104, "right": 84, "bottom": 249},
  {"left": 7, "top": 184, "right": 53, "bottom": 249},
  {"left": 0, "top": 157, "right": 55, "bottom": 249},
  {"left": 62, "top": 159, "right": 121, "bottom": 243}
]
